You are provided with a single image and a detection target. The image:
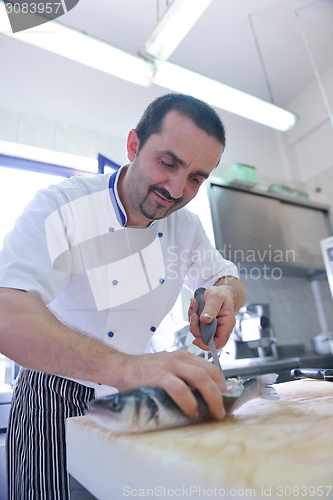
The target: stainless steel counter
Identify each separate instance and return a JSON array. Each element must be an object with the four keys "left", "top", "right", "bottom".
[{"left": 223, "top": 354, "right": 333, "bottom": 382}]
